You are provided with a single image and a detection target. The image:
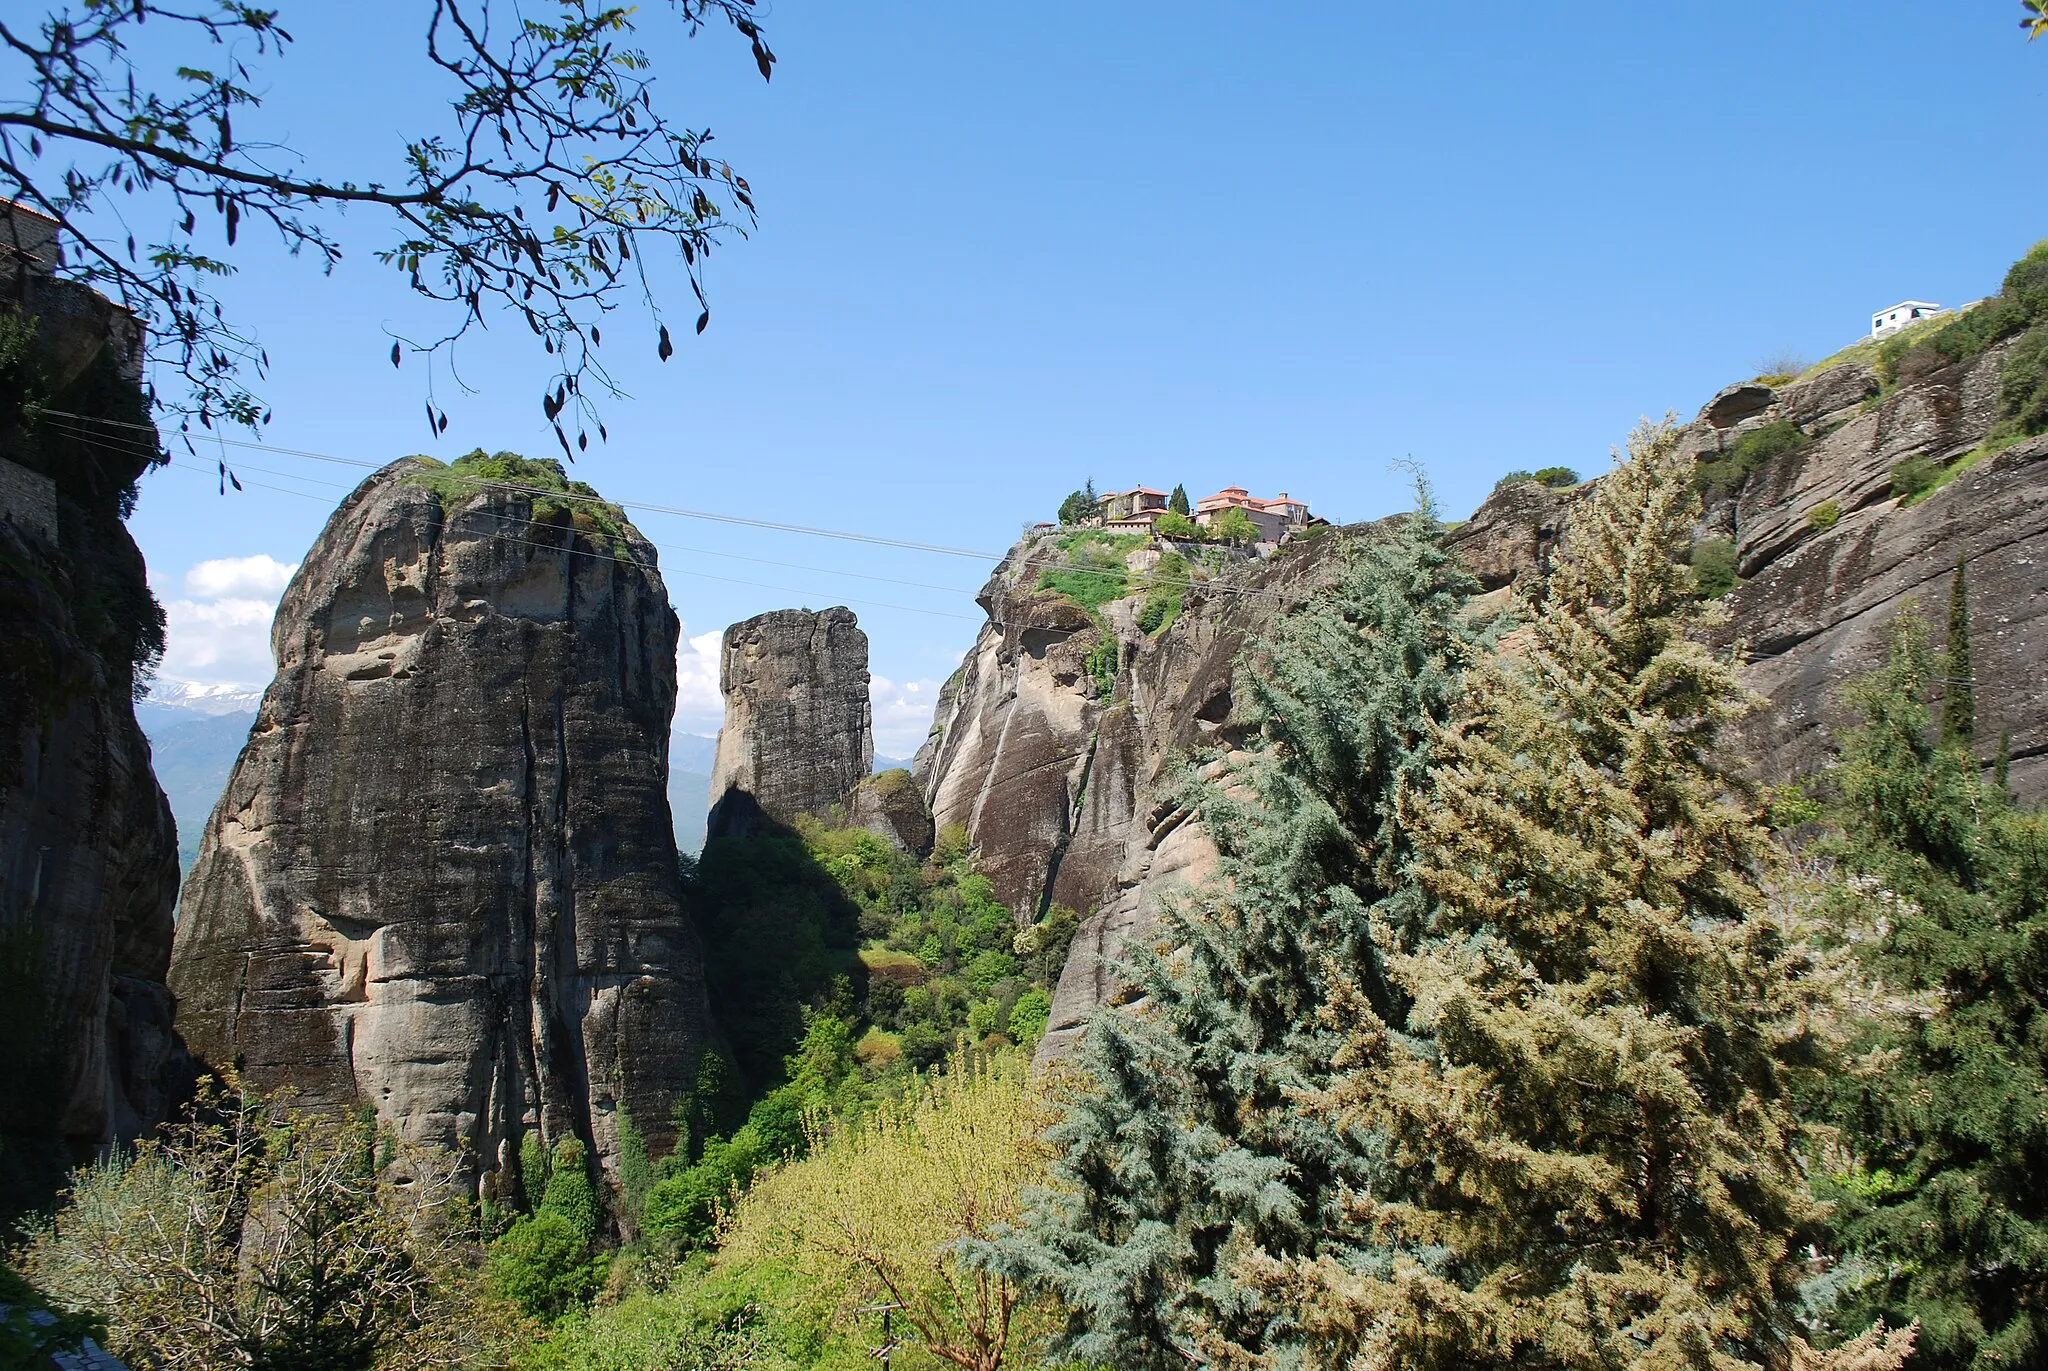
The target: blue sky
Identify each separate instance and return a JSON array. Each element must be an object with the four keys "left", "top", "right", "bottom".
[{"left": 115, "top": 1, "right": 2048, "bottom": 751}]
